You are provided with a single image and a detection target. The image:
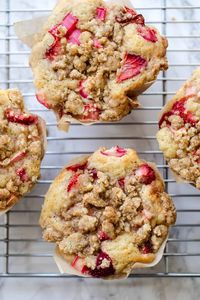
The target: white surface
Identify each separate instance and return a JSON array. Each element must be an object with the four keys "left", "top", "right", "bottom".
[{"left": 0, "top": 0, "right": 200, "bottom": 298}]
